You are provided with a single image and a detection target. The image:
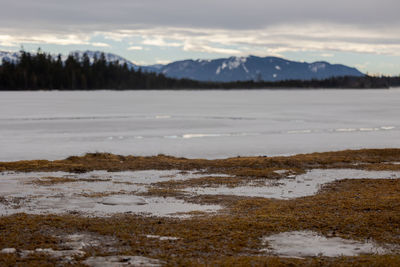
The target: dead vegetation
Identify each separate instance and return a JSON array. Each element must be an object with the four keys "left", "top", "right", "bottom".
[
  {"left": 1, "top": 178, "right": 400, "bottom": 266},
  {"left": 1, "top": 148, "right": 400, "bottom": 176},
  {"left": 1, "top": 148, "right": 400, "bottom": 266}
]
